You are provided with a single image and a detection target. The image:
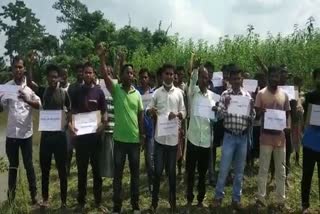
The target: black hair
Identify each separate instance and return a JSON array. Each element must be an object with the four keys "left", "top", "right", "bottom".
[
  {"left": 139, "top": 68, "right": 150, "bottom": 77},
  {"left": 120, "top": 63, "right": 134, "bottom": 75},
  {"left": 161, "top": 63, "right": 175, "bottom": 74},
  {"left": 46, "top": 64, "right": 60, "bottom": 76},
  {"left": 221, "top": 64, "right": 228, "bottom": 72},
  {"left": 254, "top": 72, "right": 266, "bottom": 80},
  {"left": 267, "top": 66, "right": 280, "bottom": 76},
  {"left": 228, "top": 64, "right": 242, "bottom": 77},
  {"left": 175, "top": 65, "right": 185, "bottom": 74},
  {"left": 74, "top": 63, "right": 83, "bottom": 71},
  {"left": 313, "top": 68, "right": 320, "bottom": 79},
  {"left": 83, "top": 62, "right": 93, "bottom": 69},
  {"left": 204, "top": 61, "right": 214, "bottom": 72},
  {"left": 12, "top": 55, "right": 24, "bottom": 66}
]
